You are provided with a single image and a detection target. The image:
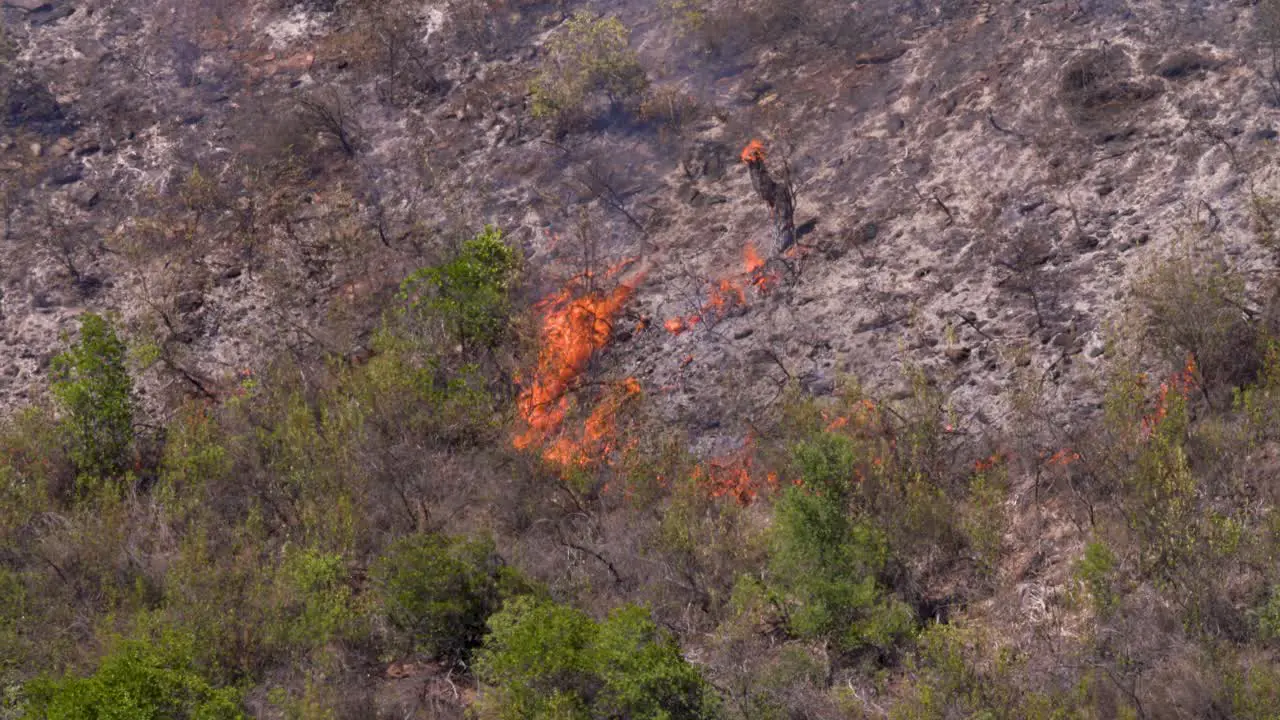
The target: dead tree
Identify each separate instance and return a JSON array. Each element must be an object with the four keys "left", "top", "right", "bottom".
[{"left": 741, "top": 139, "right": 796, "bottom": 254}]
